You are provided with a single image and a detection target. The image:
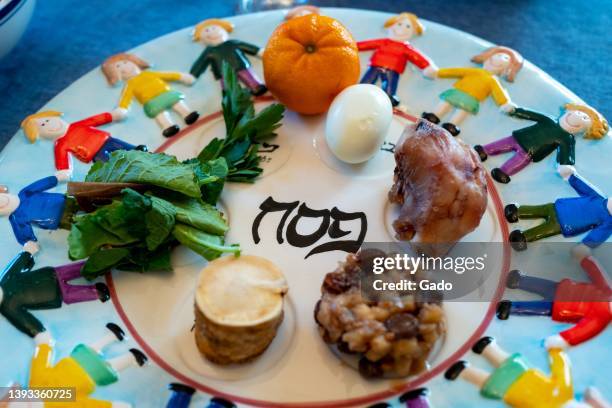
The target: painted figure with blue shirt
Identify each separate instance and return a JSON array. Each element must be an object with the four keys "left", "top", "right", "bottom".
[
  {"left": 505, "top": 166, "right": 611, "bottom": 251},
  {"left": 0, "top": 174, "right": 75, "bottom": 254}
]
